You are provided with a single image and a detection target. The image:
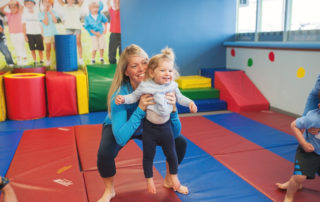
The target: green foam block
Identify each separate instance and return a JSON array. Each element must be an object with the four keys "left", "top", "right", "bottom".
[
  {"left": 87, "top": 64, "right": 116, "bottom": 112},
  {"left": 180, "top": 88, "right": 220, "bottom": 100}
]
